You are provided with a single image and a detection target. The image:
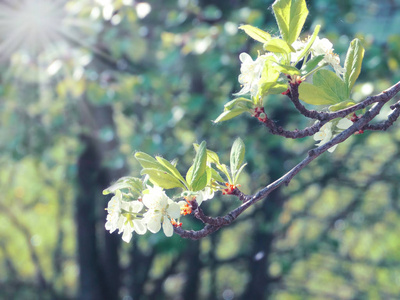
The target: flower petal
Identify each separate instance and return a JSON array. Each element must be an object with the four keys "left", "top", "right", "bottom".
[
  {"left": 162, "top": 218, "right": 173, "bottom": 237},
  {"left": 133, "top": 220, "right": 147, "bottom": 235},
  {"left": 146, "top": 218, "right": 161, "bottom": 233},
  {"left": 122, "top": 228, "right": 133, "bottom": 243},
  {"left": 167, "top": 201, "right": 181, "bottom": 219},
  {"left": 337, "top": 118, "right": 353, "bottom": 129}
]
